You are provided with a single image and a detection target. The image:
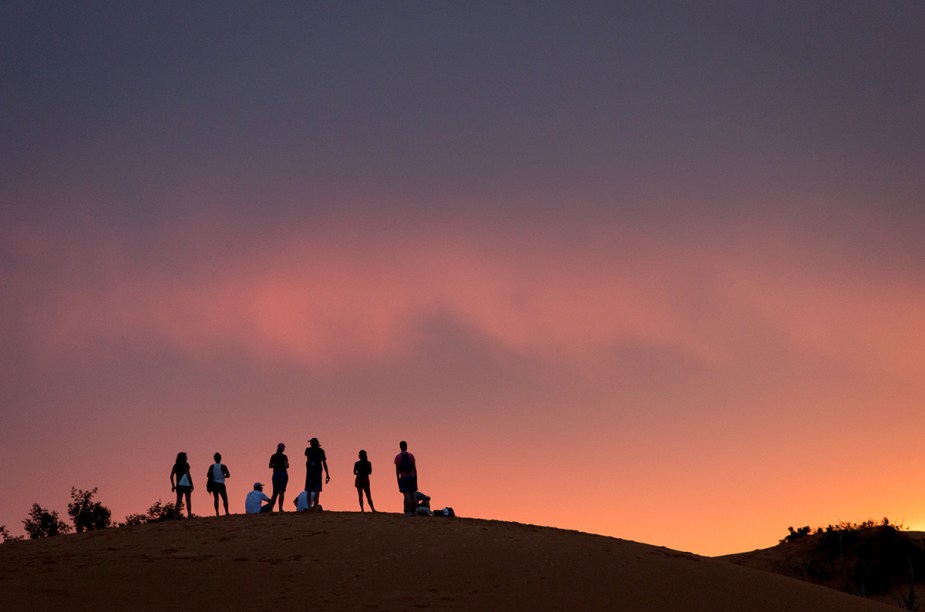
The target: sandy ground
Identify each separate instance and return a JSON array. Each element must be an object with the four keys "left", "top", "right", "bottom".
[{"left": 0, "top": 512, "right": 893, "bottom": 611}]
